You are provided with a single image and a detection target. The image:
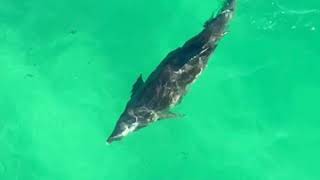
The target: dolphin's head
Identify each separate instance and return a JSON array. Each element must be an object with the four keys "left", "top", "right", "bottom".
[
  {"left": 107, "top": 117, "right": 138, "bottom": 144},
  {"left": 107, "top": 109, "right": 152, "bottom": 144}
]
